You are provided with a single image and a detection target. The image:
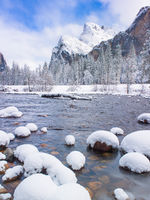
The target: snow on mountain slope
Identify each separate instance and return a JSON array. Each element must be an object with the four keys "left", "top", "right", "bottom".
[
  {"left": 79, "top": 22, "right": 116, "bottom": 48},
  {"left": 53, "top": 35, "right": 92, "bottom": 55},
  {"left": 52, "top": 22, "right": 116, "bottom": 56}
]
